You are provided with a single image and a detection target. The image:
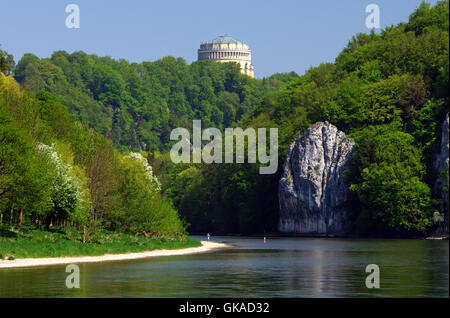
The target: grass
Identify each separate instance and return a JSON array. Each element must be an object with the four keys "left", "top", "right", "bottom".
[{"left": 0, "top": 225, "right": 201, "bottom": 259}]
